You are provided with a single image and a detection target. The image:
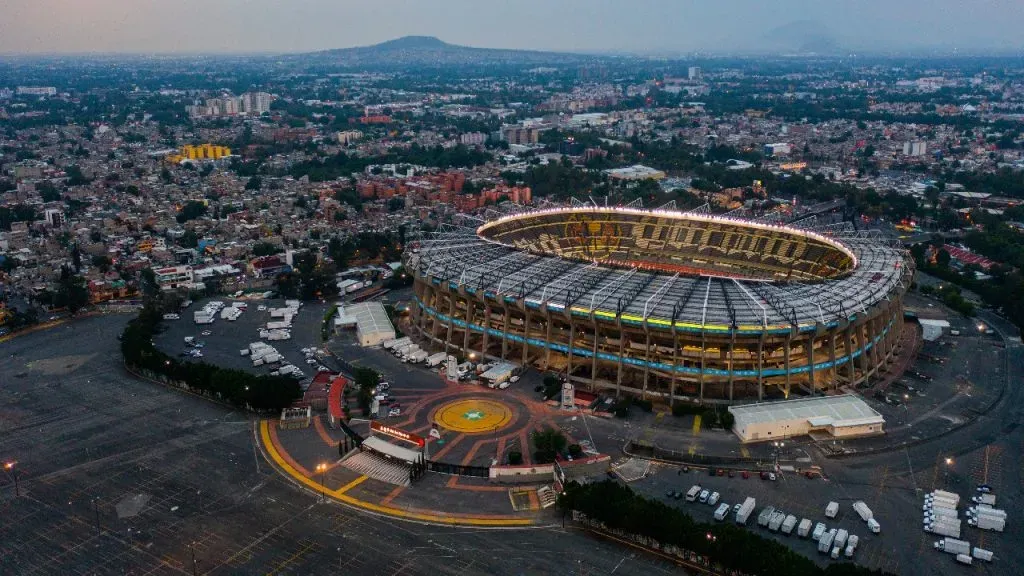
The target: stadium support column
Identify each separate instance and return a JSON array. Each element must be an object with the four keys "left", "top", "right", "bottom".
[
  {"left": 727, "top": 332, "right": 734, "bottom": 402},
  {"left": 844, "top": 325, "right": 856, "bottom": 385},
  {"left": 522, "top": 309, "right": 530, "bottom": 366},
  {"left": 566, "top": 315, "right": 575, "bottom": 381},
  {"left": 463, "top": 297, "right": 474, "bottom": 356},
  {"left": 828, "top": 333, "right": 838, "bottom": 393},
  {"left": 615, "top": 324, "right": 626, "bottom": 396},
  {"left": 698, "top": 330, "right": 706, "bottom": 403},
  {"left": 807, "top": 330, "right": 817, "bottom": 396},
  {"left": 783, "top": 331, "right": 792, "bottom": 399},
  {"left": 670, "top": 328, "right": 680, "bottom": 408},
  {"left": 590, "top": 319, "right": 599, "bottom": 391},
  {"left": 482, "top": 305, "right": 491, "bottom": 357},
  {"left": 642, "top": 329, "right": 652, "bottom": 401},
  {"left": 756, "top": 335, "right": 764, "bottom": 401},
  {"left": 543, "top": 310, "right": 553, "bottom": 369},
  {"left": 445, "top": 291, "right": 456, "bottom": 353},
  {"left": 500, "top": 306, "right": 511, "bottom": 360}
]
